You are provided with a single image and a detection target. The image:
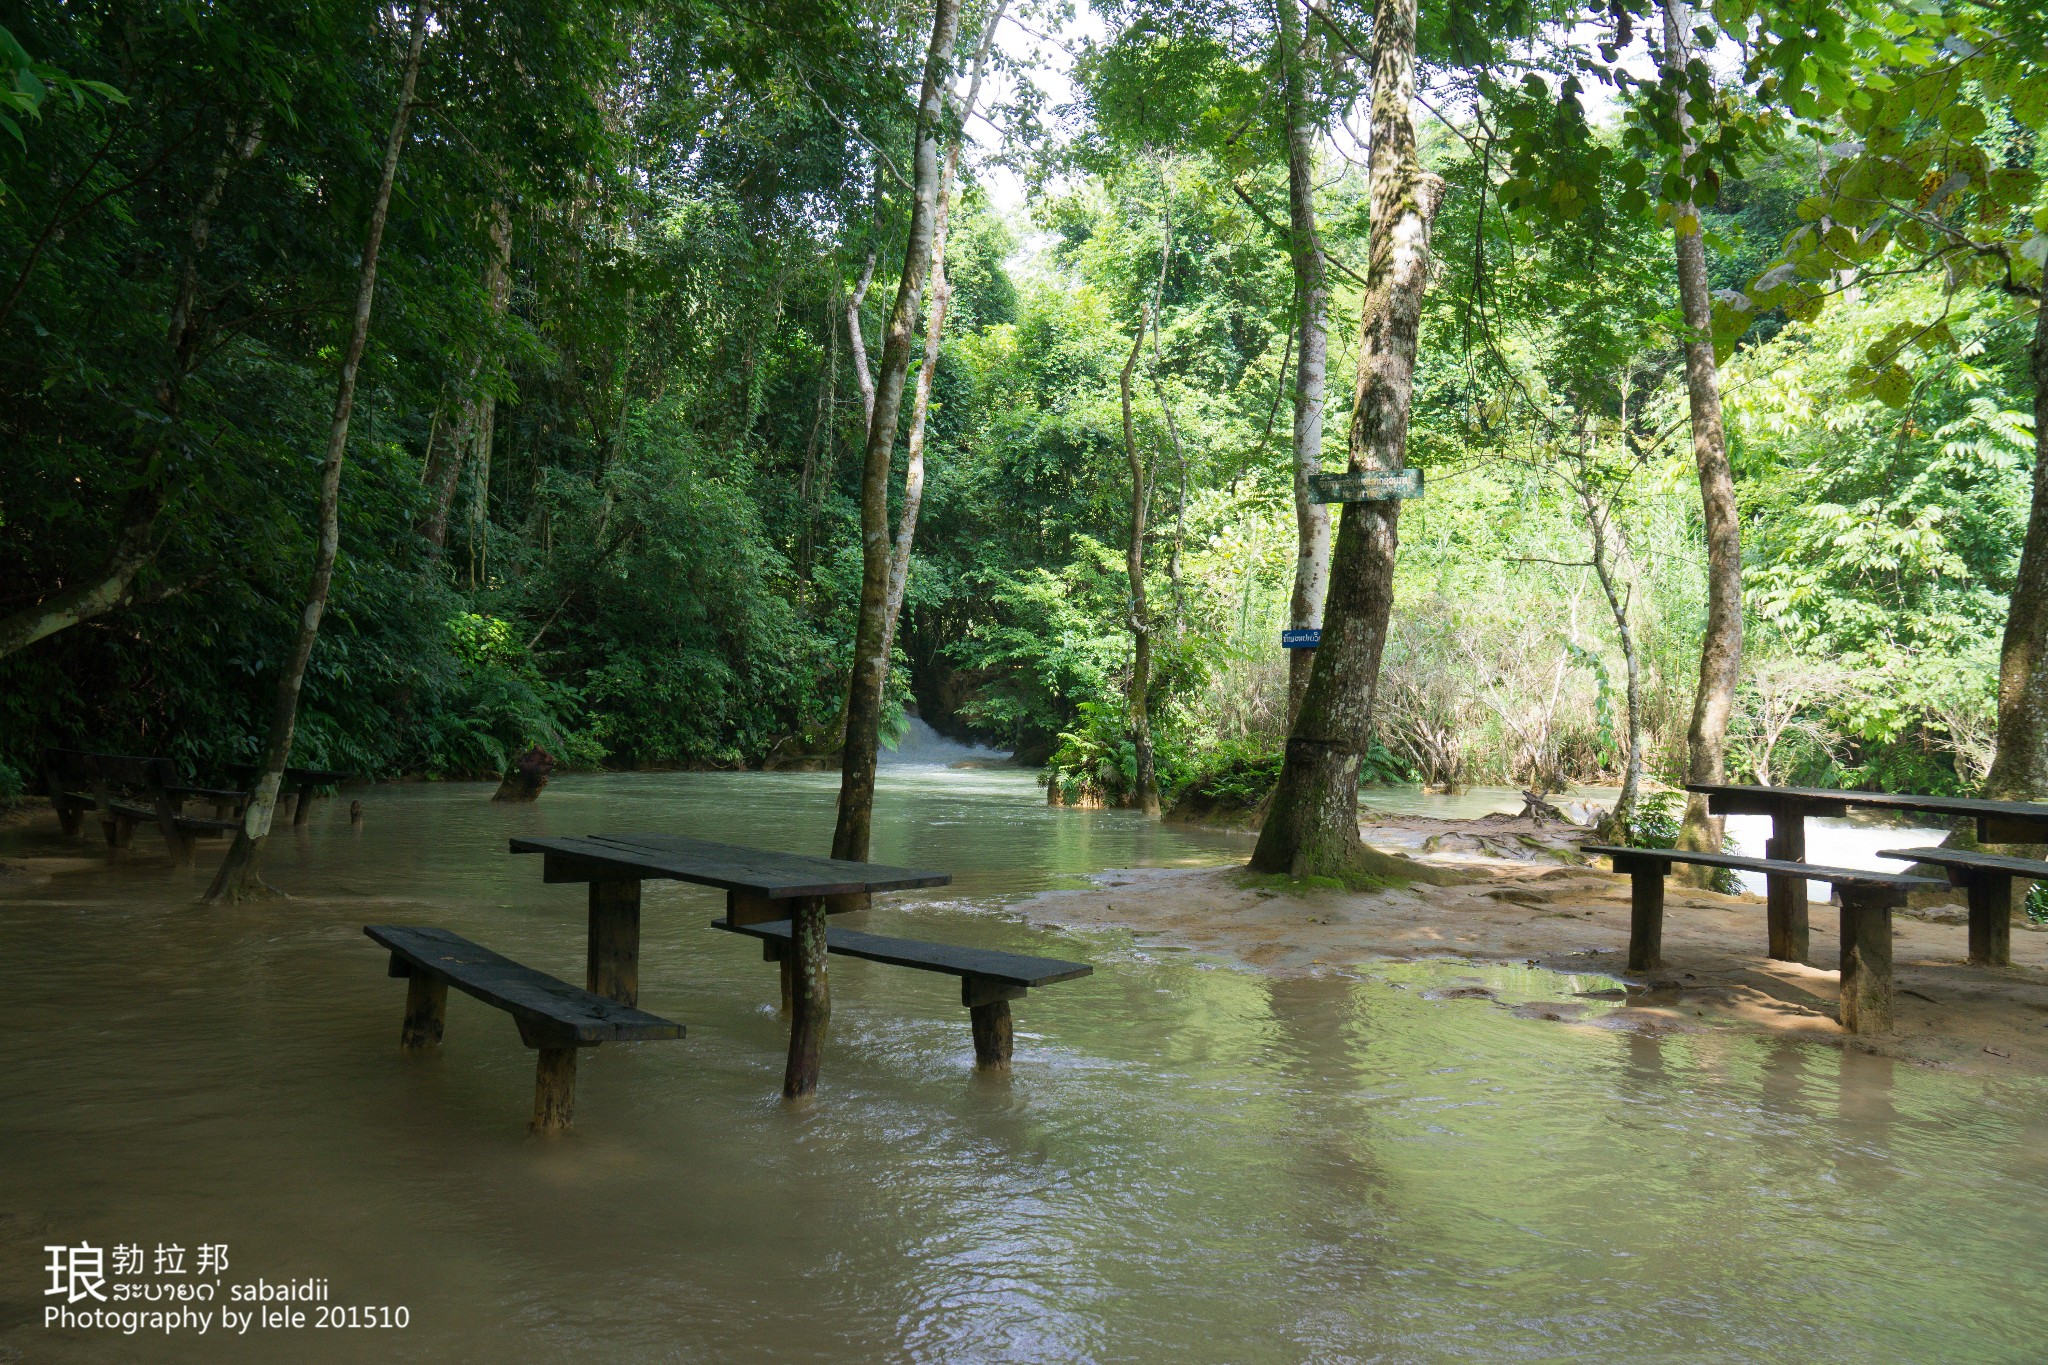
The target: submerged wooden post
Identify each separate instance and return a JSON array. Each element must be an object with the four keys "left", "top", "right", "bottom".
[
  {"left": 292, "top": 779, "right": 318, "bottom": 827},
  {"left": 532, "top": 1047, "right": 578, "bottom": 1133},
  {"left": 1964, "top": 873, "right": 2012, "bottom": 968},
  {"left": 1764, "top": 808, "right": 1810, "bottom": 963},
  {"left": 783, "top": 896, "right": 829, "bottom": 1098},
  {"left": 1838, "top": 890, "right": 1896, "bottom": 1034},
  {"left": 587, "top": 879, "right": 642, "bottom": 1007},
  {"left": 963, "top": 977, "right": 1024, "bottom": 1068},
  {"left": 757, "top": 936, "right": 794, "bottom": 1012},
  {"left": 1614, "top": 854, "right": 1668, "bottom": 973},
  {"left": 400, "top": 971, "right": 448, "bottom": 1050}
]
